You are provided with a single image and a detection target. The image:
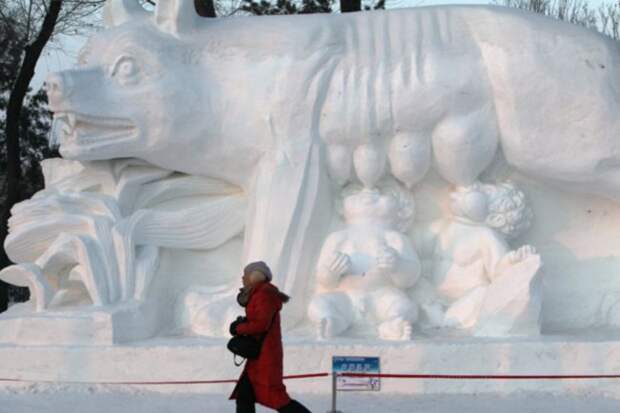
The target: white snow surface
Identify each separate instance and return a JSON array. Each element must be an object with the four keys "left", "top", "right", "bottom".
[{"left": 1, "top": 382, "right": 620, "bottom": 413}]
